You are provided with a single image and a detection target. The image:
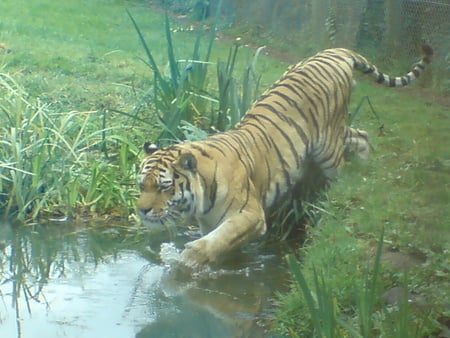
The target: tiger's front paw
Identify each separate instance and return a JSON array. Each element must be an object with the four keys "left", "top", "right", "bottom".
[{"left": 179, "top": 239, "right": 214, "bottom": 269}]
